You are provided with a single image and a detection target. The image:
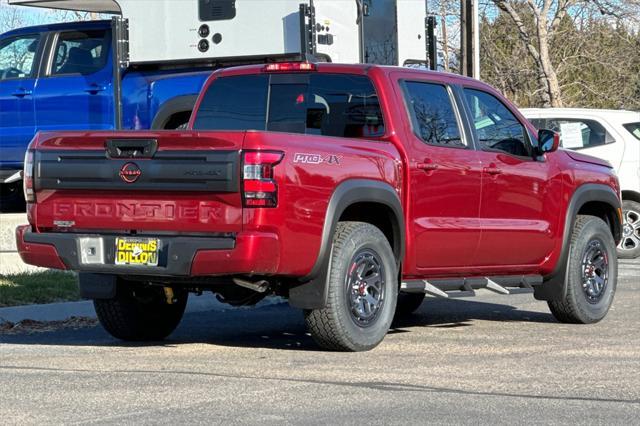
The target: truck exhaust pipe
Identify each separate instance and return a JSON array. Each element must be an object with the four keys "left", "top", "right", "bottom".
[{"left": 232, "top": 278, "right": 270, "bottom": 293}]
